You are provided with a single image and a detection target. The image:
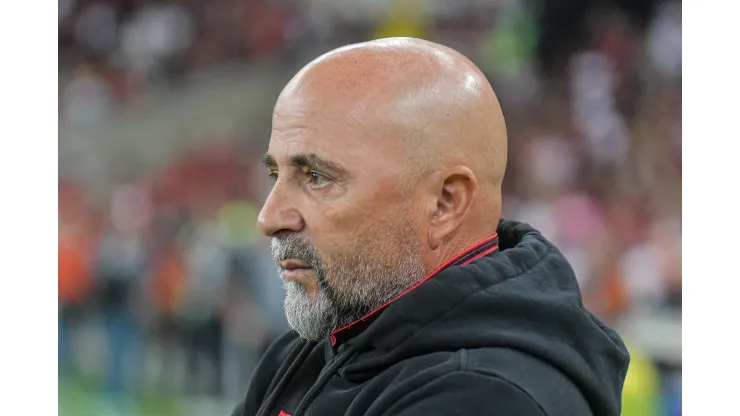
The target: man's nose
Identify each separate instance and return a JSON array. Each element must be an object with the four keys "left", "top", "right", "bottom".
[{"left": 257, "top": 186, "right": 304, "bottom": 237}]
